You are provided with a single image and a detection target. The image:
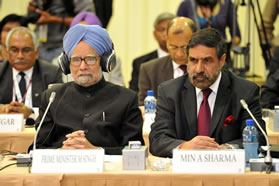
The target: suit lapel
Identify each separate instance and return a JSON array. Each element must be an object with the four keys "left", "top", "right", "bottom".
[
  {"left": 31, "top": 62, "right": 43, "bottom": 107},
  {"left": 210, "top": 71, "right": 231, "bottom": 136},
  {"left": 161, "top": 56, "right": 173, "bottom": 79},
  {"left": 5, "top": 65, "right": 13, "bottom": 102},
  {"left": 182, "top": 78, "right": 198, "bottom": 138}
]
